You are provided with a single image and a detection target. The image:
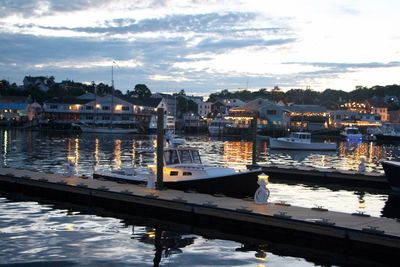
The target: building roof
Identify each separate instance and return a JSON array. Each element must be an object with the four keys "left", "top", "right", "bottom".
[
  {"left": 44, "top": 97, "right": 91, "bottom": 104},
  {"left": 0, "top": 96, "right": 29, "bottom": 103},
  {"left": 286, "top": 104, "right": 327, "bottom": 113},
  {"left": 77, "top": 93, "right": 96, "bottom": 100},
  {"left": 0, "top": 103, "right": 28, "bottom": 110},
  {"left": 152, "top": 93, "right": 175, "bottom": 99},
  {"left": 232, "top": 98, "right": 274, "bottom": 111},
  {"left": 123, "top": 96, "right": 163, "bottom": 107},
  {"left": 366, "top": 99, "right": 387, "bottom": 108}
]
